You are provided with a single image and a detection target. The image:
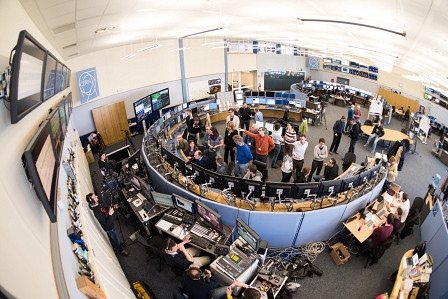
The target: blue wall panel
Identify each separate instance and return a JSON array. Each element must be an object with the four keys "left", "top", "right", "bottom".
[
  {"left": 429, "top": 256, "right": 448, "bottom": 299},
  {"left": 425, "top": 223, "right": 448, "bottom": 271},
  {"left": 421, "top": 199, "right": 444, "bottom": 245}
]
